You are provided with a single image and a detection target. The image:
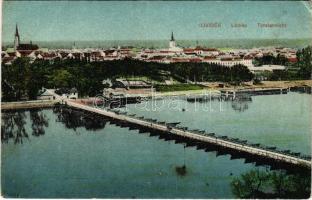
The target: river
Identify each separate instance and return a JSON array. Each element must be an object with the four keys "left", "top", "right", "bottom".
[{"left": 1, "top": 92, "right": 311, "bottom": 198}]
